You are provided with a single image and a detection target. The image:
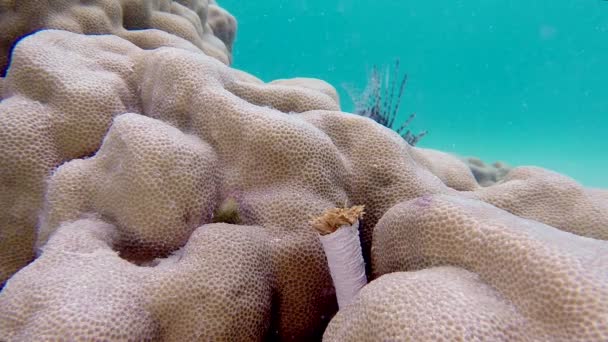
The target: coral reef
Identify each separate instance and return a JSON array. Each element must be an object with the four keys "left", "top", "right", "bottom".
[
  {"left": 1, "top": 219, "right": 274, "bottom": 341},
  {"left": 326, "top": 194, "right": 607, "bottom": 340},
  {"left": 0, "top": 29, "right": 342, "bottom": 340},
  {"left": 37, "top": 113, "right": 220, "bottom": 261},
  {"left": 0, "top": 2, "right": 607, "bottom": 341},
  {"left": 0, "top": 0, "right": 236, "bottom": 76}
]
